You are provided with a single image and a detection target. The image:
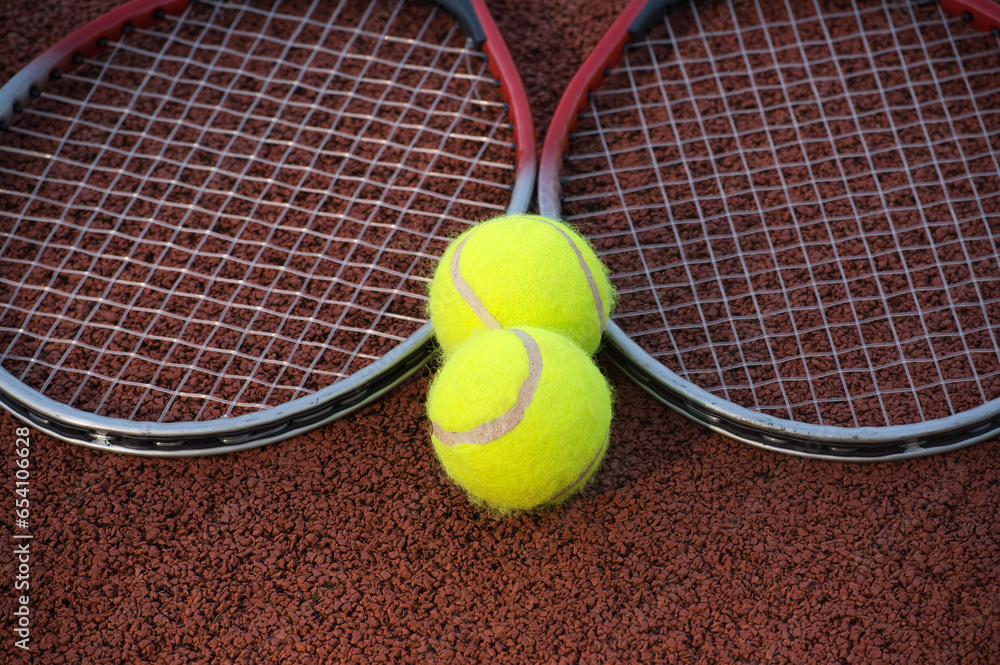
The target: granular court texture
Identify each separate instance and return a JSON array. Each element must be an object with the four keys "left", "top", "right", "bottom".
[{"left": 2, "top": 1, "right": 999, "bottom": 664}]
